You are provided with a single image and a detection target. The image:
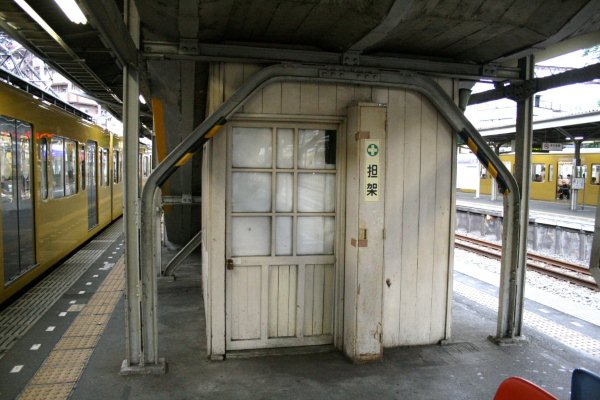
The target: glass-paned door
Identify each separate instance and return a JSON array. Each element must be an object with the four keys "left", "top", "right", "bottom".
[
  {"left": 86, "top": 140, "right": 98, "bottom": 230},
  {"left": 1, "top": 116, "right": 35, "bottom": 284},
  {"left": 226, "top": 125, "right": 338, "bottom": 350}
]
